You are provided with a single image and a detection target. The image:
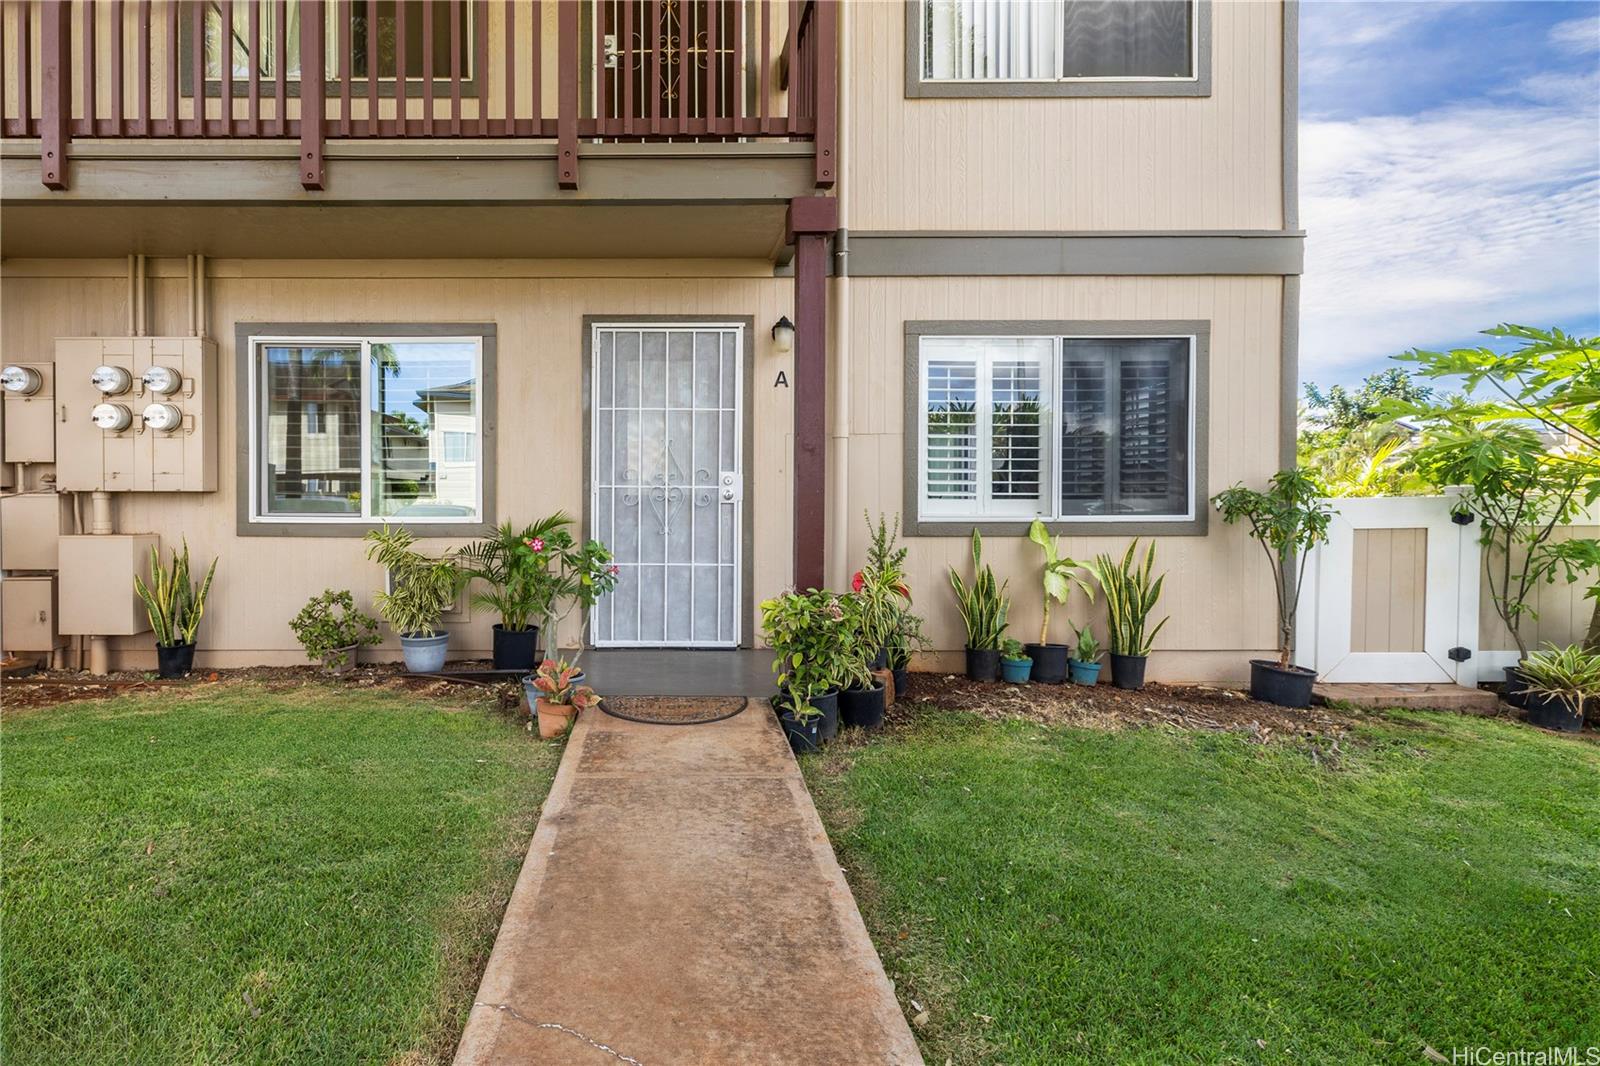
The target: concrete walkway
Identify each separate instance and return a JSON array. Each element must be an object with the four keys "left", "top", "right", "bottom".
[{"left": 455, "top": 702, "right": 923, "bottom": 1066}]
